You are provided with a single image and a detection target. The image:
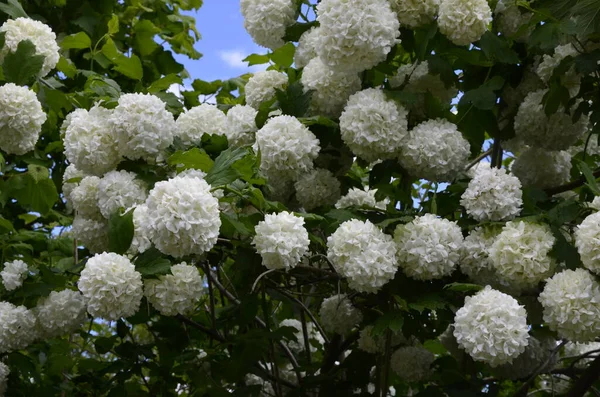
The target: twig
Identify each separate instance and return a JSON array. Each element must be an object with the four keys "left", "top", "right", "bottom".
[
  {"left": 465, "top": 149, "right": 493, "bottom": 171},
  {"left": 252, "top": 268, "right": 277, "bottom": 293},
  {"left": 176, "top": 315, "right": 226, "bottom": 343},
  {"left": 513, "top": 340, "right": 567, "bottom": 397},
  {"left": 545, "top": 168, "right": 600, "bottom": 195},
  {"left": 567, "top": 354, "right": 600, "bottom": 397}
]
